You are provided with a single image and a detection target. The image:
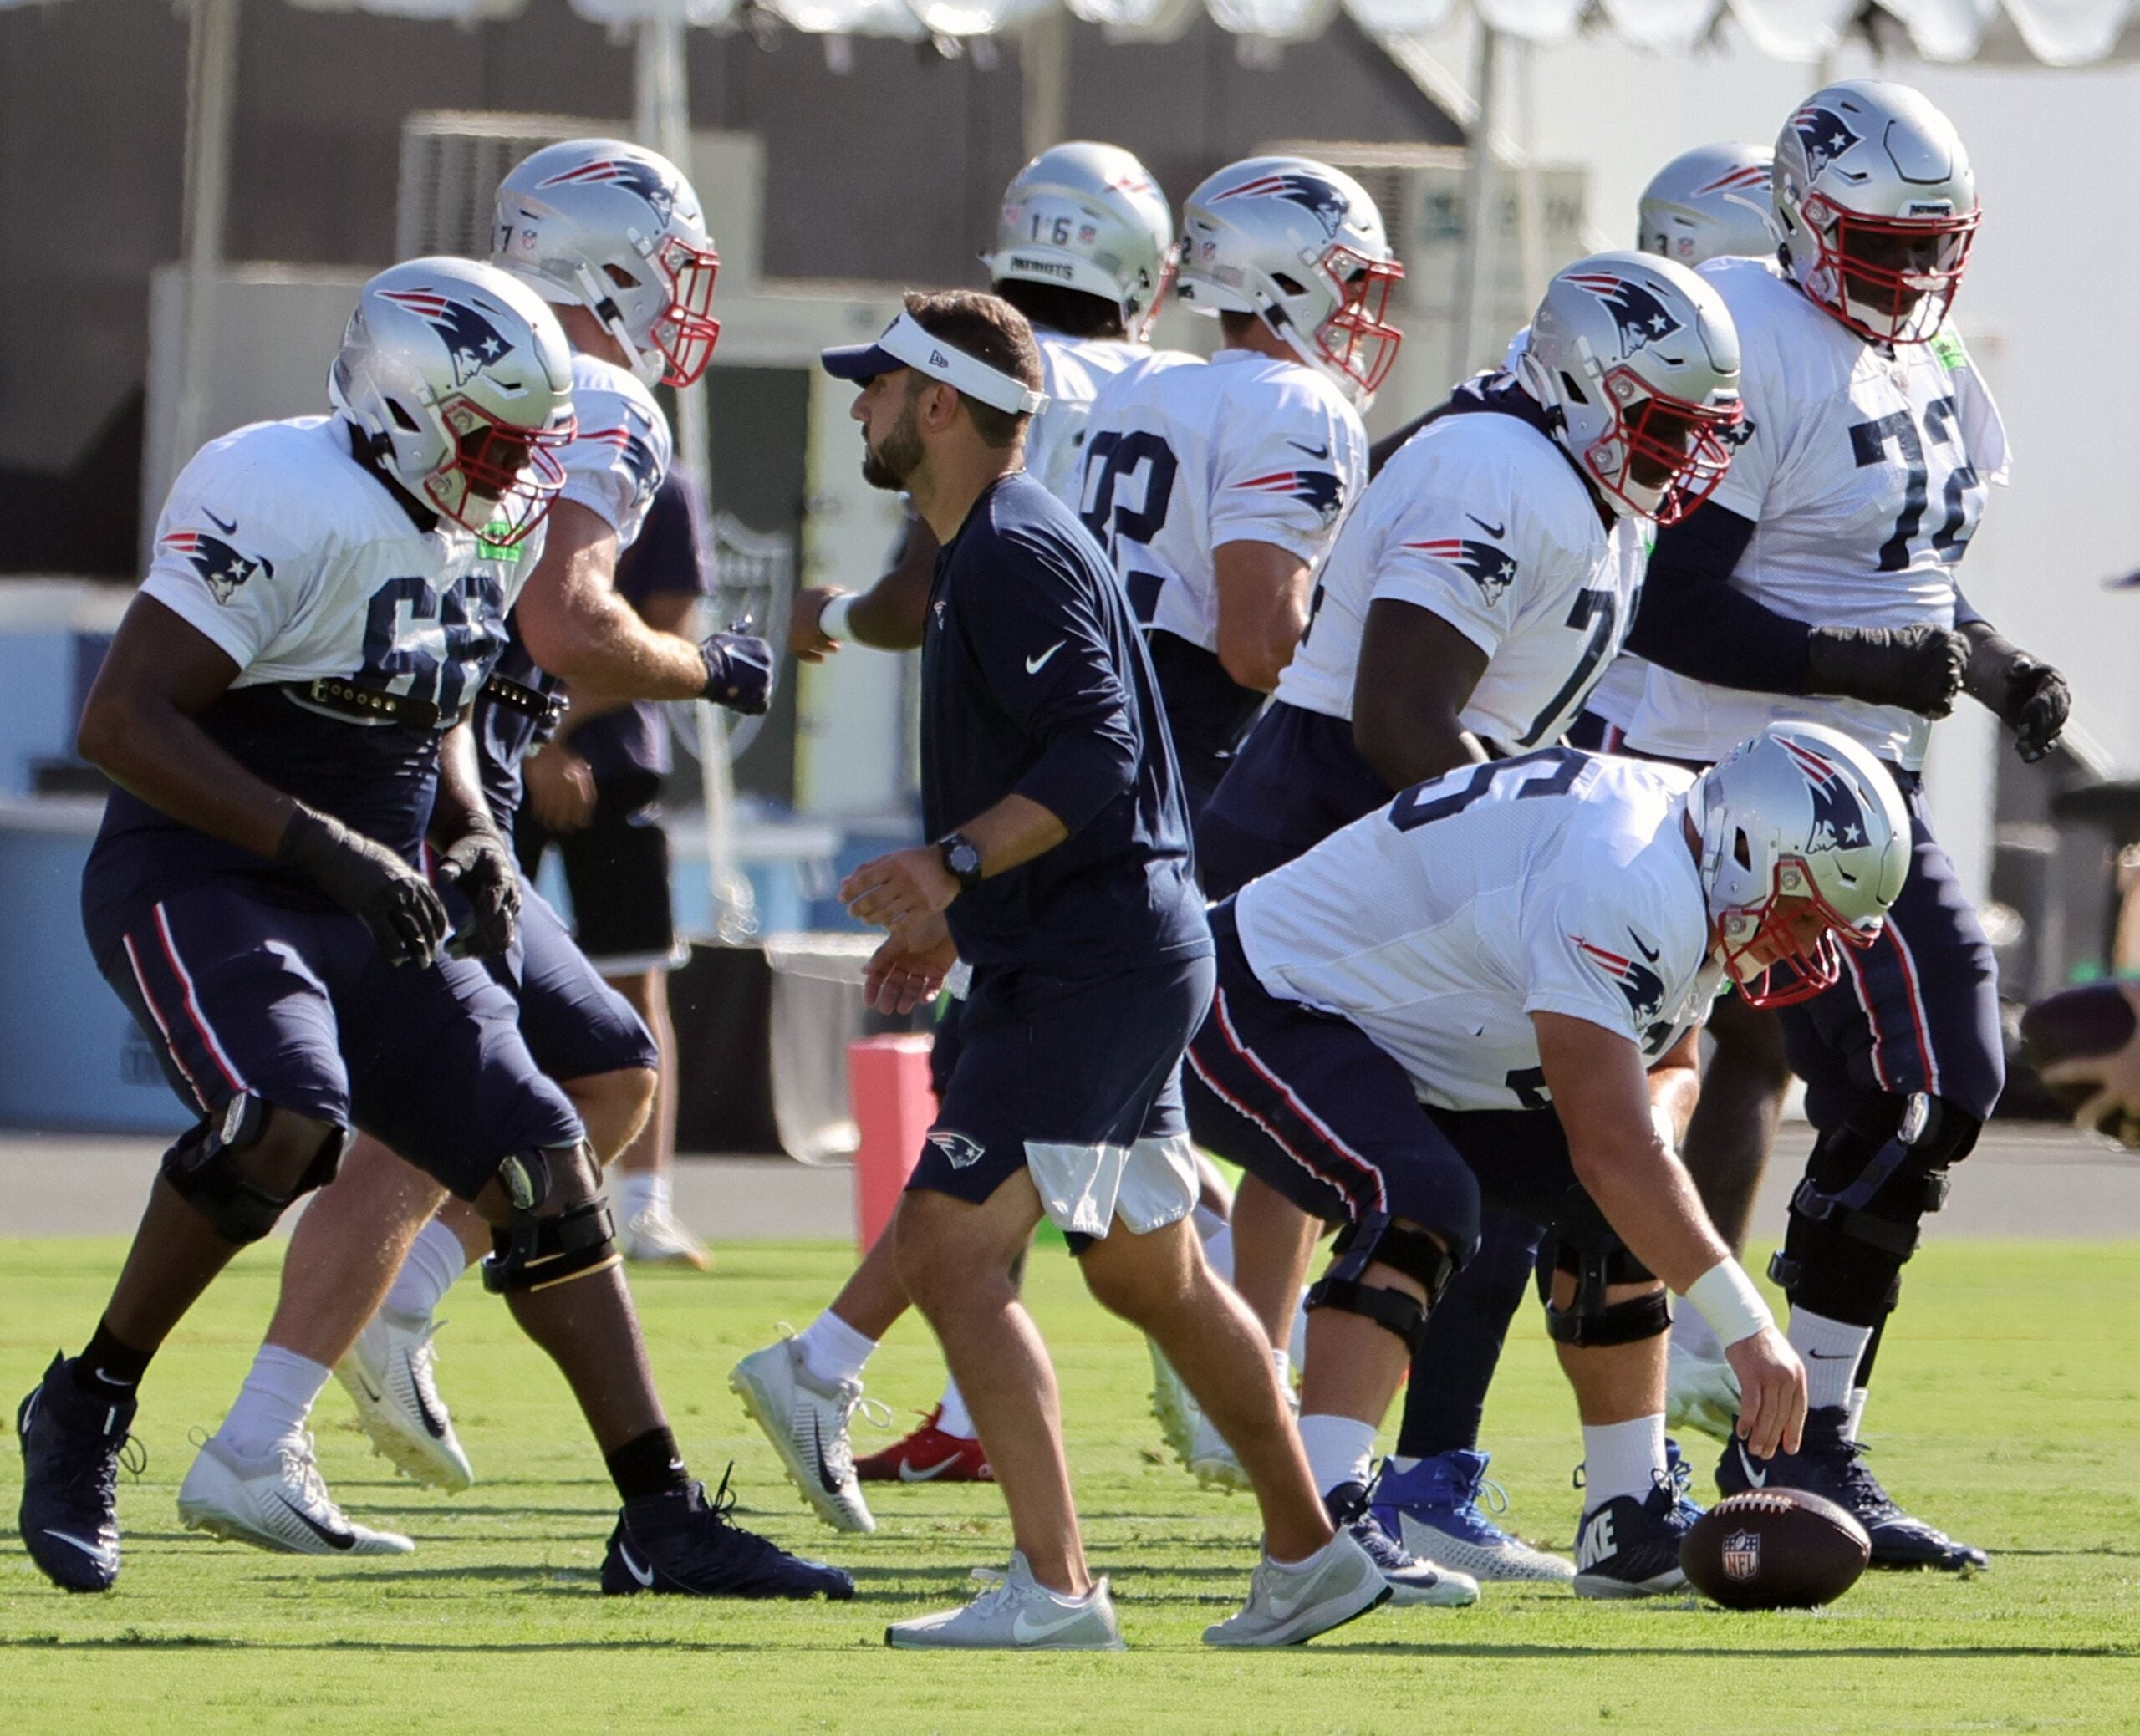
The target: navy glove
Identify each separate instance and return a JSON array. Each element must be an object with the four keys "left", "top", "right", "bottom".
[
  {"left": 435, "top": 819, "right": 522, "bottom": 960},
  {"left": 700, "top": 631, "right": 776, "bottom": 716},
  {"left": 279, "top": 804, "right": 447, "bottom": 969}
]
